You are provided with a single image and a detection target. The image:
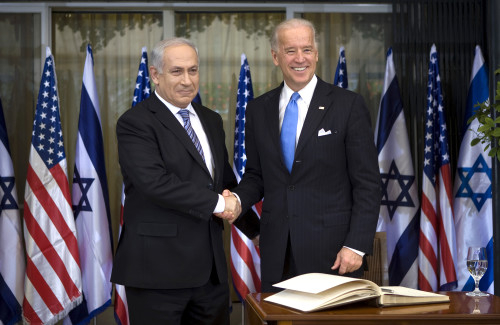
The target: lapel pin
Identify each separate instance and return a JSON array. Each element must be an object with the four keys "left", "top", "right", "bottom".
[{"left": 319, "top": 106, "right": 324, "bottom": 110}]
